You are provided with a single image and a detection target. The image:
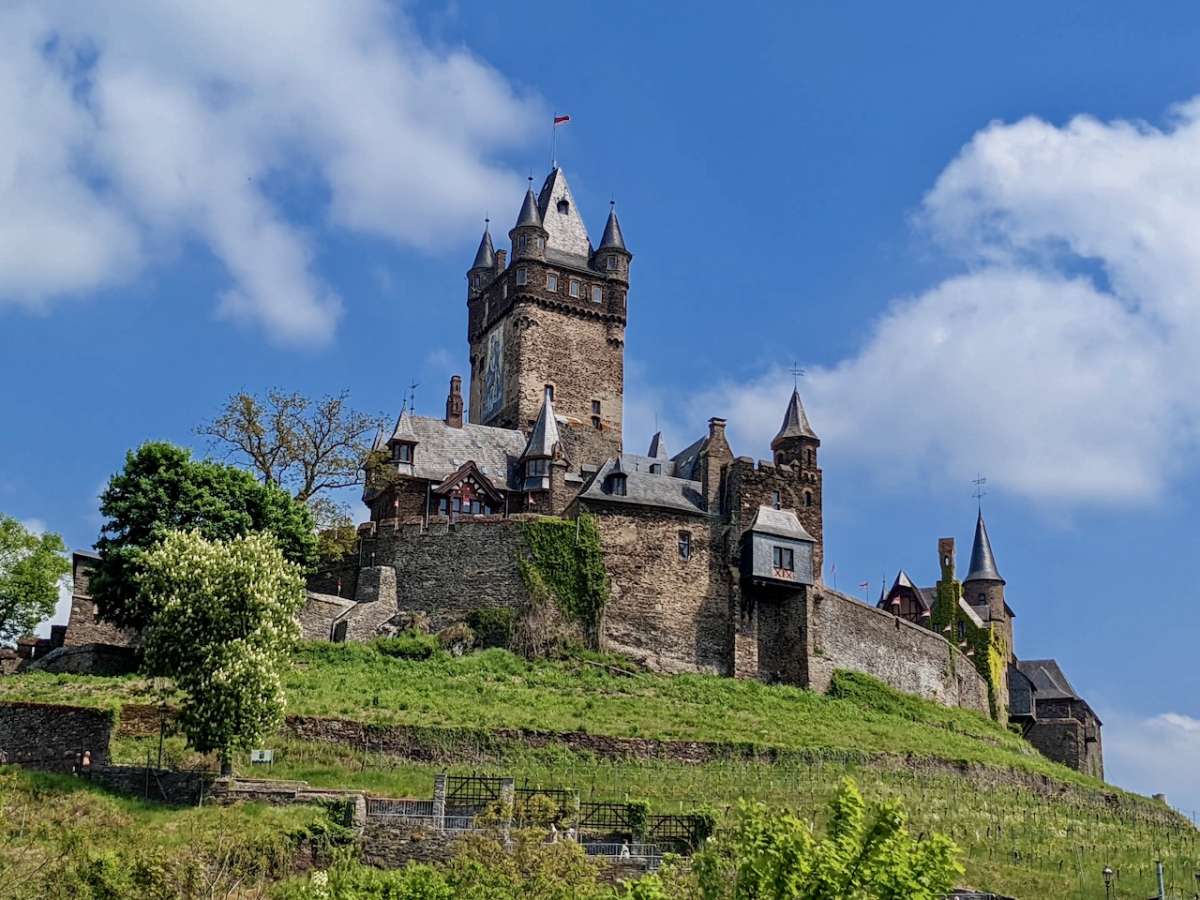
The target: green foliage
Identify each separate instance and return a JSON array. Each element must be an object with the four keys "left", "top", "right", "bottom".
[
  {"left": 0, "top": 513, "right": 70, "bottom": 645},
  {"left": 468, "top": 607, "right": 516, "bottom": 649},
  {"left": 437, "top": 622, "right": 476, "bottom": 655},
  {"left": 519, "top": 514, "right": 610, "bottom": 634},
  {"left": 626, "top": 798, "right": 650, "bottom": 838},
  {"left": 374, "top": 630, "right": 440, "bottom": 661},
  {"left": 139, "top": 530, "right": 306, "bottom": 765},
  {"left": 316, "top": 522, "right": 359, "bottom": 564},
  {"left": 689, "top": 779, "right": 963, "bottom": 899},
  {"left": 929, "top": 574, "right": 1006, "bottom": 720},
  {"left": 93, "top": 442, "right": 317, "bottom": 630}
]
